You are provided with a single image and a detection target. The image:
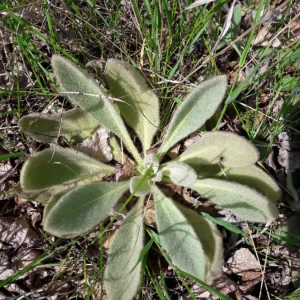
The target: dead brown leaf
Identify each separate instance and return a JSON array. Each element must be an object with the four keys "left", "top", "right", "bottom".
[
  {"left": 0, "top": 216, "right": 29, "bottom": 249},
  {"left": 278, "top": 138, "right": 300, "bottom": 172},
  {"left": 252, "top": 25, "right": 281, "bottom": 47},
  {"left": 115, "top": 159, "right": 135, "bottom": 181},
  {"left": 144, "top": 199, "right": 156, "bottom": 227},
  {"left": 289, "top": 21, "right": 300, "bottom": 42},
  {"left": 76, "top": 128, "right": 113, "bottom": 162},
  {"left": 102, "top": 228, "right": 118, "bottom": 252},
  {"left": 183, "top": 274, "right": 237, "bottom": 299},
  {"left": 226, "top": 248, "right": 261, "bottom": 281}
]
